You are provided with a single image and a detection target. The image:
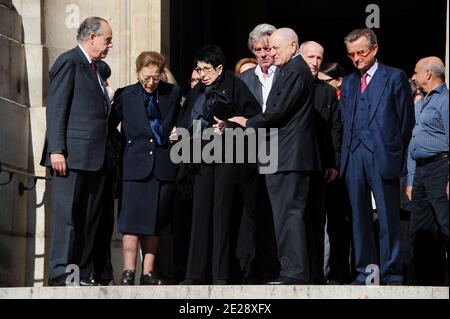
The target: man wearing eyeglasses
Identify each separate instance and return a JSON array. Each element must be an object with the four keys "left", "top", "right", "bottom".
[
  {"left": 339, "top": 28, "right": 415, "bottom": 285},
  {"left": 40, "top": 17, "right": 114, "bottom": 286}
]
